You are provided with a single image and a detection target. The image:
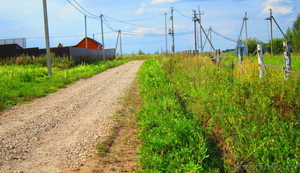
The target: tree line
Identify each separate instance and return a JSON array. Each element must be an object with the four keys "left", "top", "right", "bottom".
[{"left": 245, "top": 13, "right": 300, "bottom": 55}]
